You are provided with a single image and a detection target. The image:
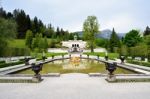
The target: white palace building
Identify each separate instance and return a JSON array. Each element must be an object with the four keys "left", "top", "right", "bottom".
[{"left": 62, "top": 35, "right": 86, "bottom": 53}]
